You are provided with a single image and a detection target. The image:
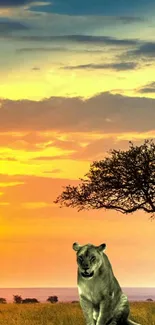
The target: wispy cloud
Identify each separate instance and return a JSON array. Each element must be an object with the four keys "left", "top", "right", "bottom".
[
  {"left": 0, "top": 181, "right": 24, "bottom": 187},
  {"left": 31, "top": 155, "right": 68, "bottom": 160},
  {"left": 137, "top": 81, "right": 155, "bottom": 93},
  {"left": 16, "top": 46, "right": 105, "bottom": 53},
  {"left": 62, "top": 62, "right": 138, "bottom": 71},
  {"left": 10, "top": 34, "right": 140, "bottom": 46},
  {"left": 21, "top": 201, "right": 56, "bottom": 209}
]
